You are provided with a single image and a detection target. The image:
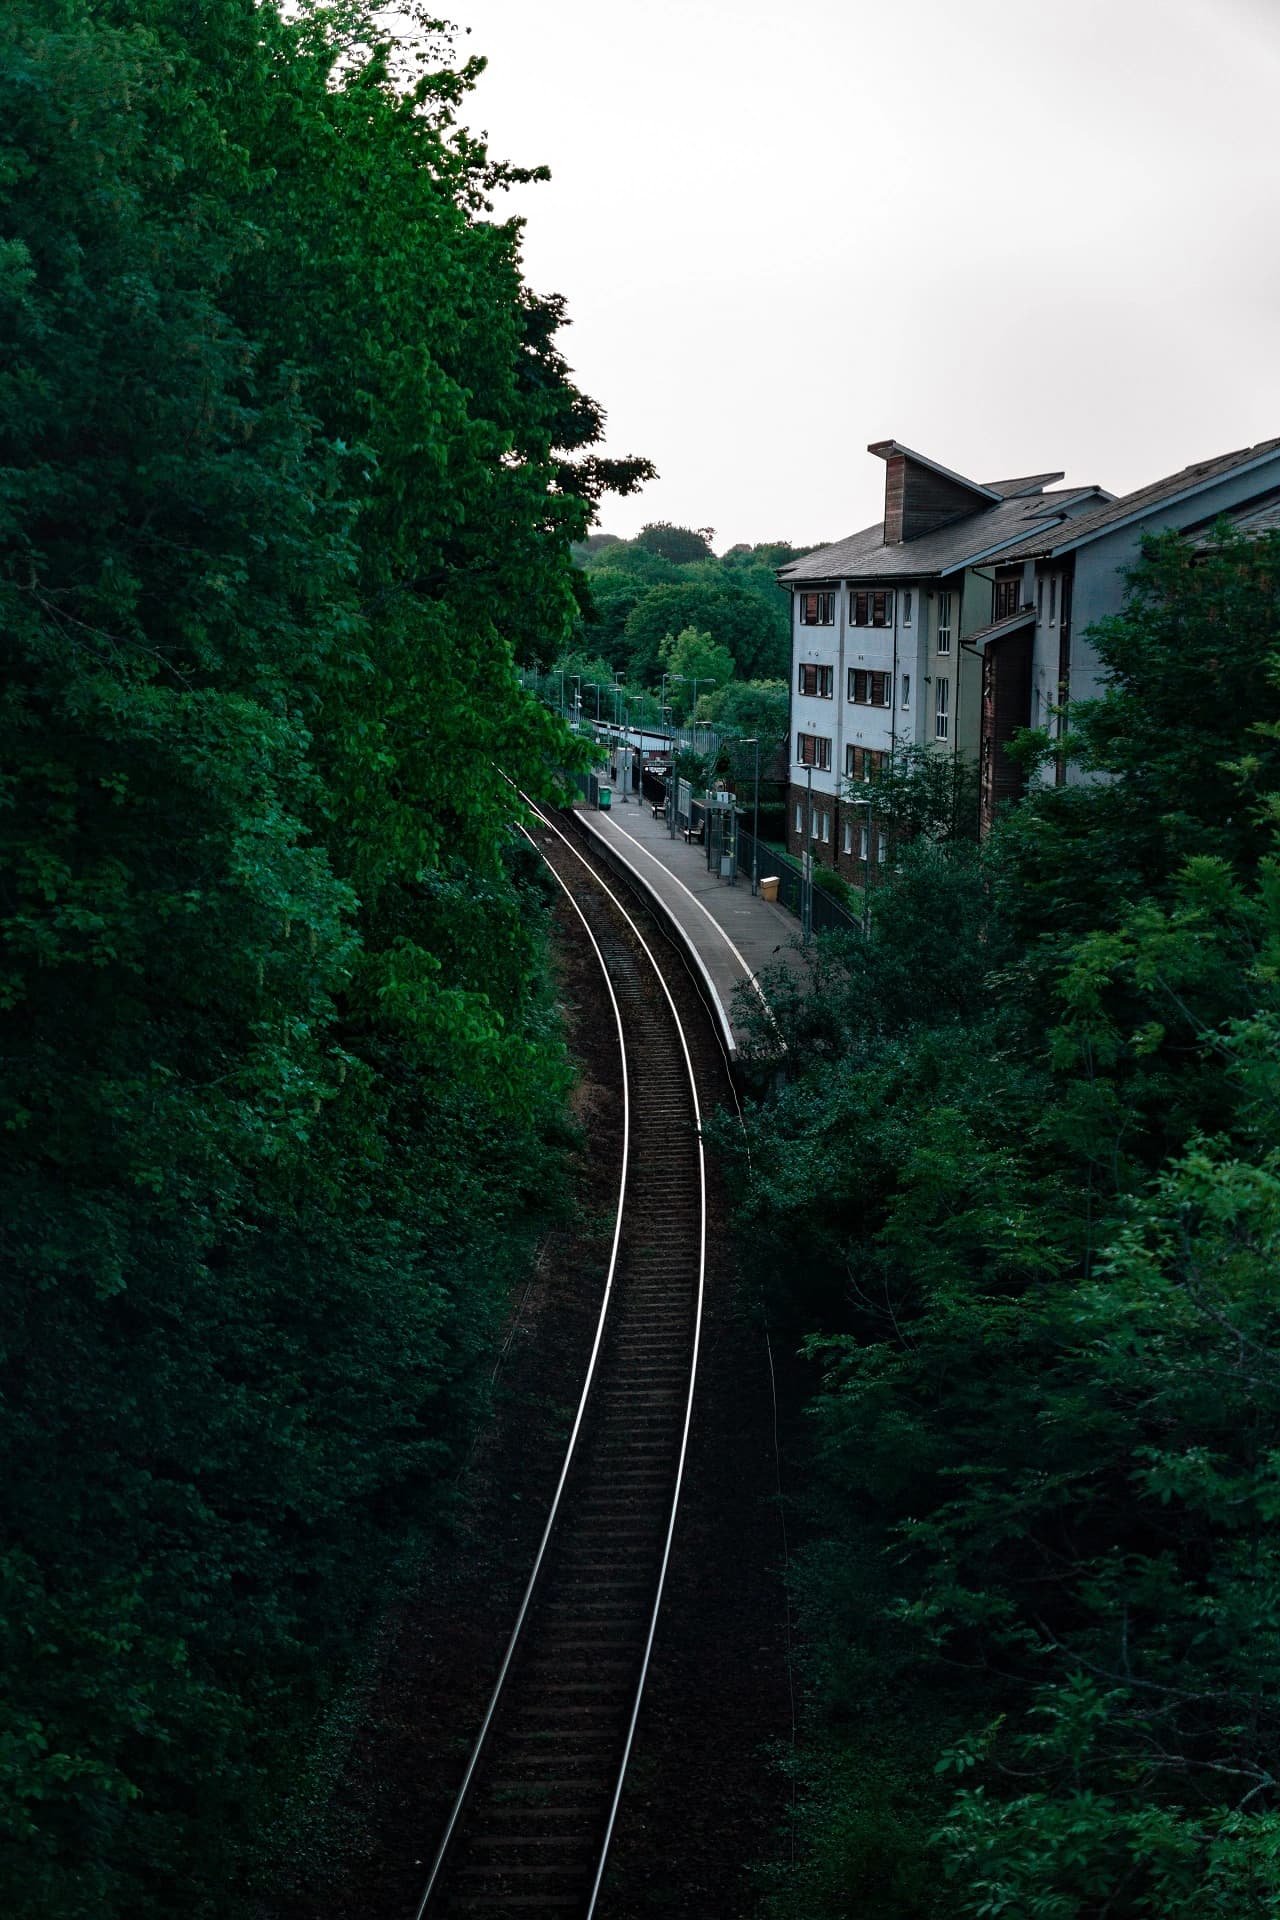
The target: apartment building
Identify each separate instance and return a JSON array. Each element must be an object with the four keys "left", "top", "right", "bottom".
[
  {"left": 779, "top": 441, "right": 1109, "bottom": 874},
  {"left": 782, "top": 433, "right": 1280, "bottom": 857},
  {"left": 976, "top": 436, "right": 1280, "bottom": 825}
]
